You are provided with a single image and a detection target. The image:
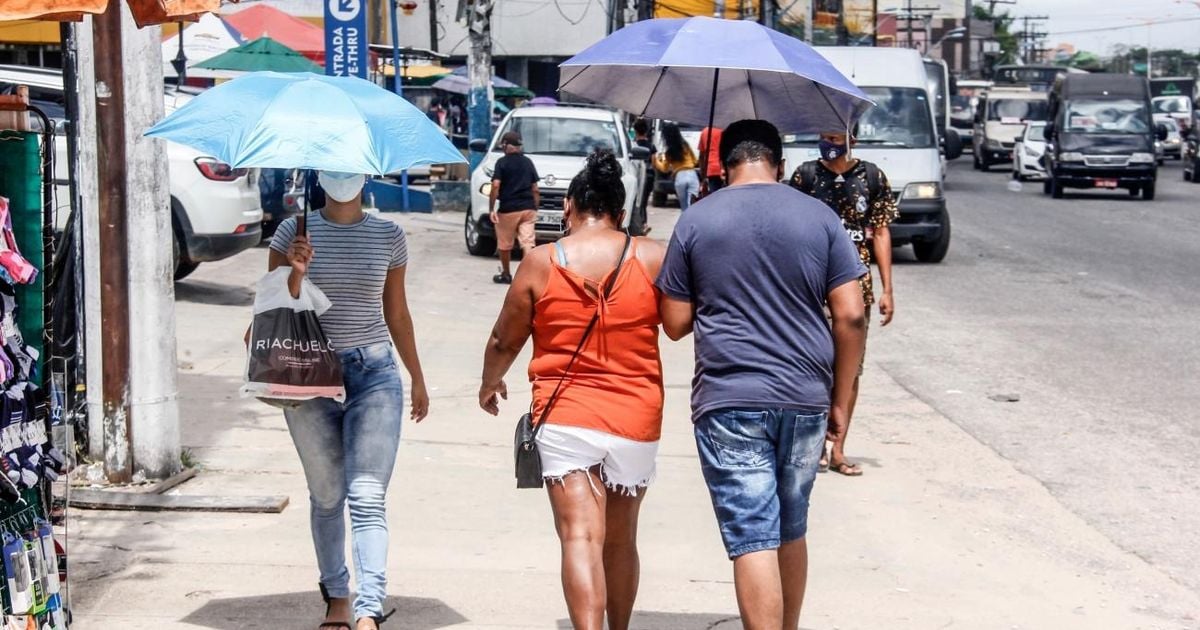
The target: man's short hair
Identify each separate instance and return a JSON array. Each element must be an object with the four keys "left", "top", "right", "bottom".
[
  {"left": 633, "top": 118, "right": 650, "bottom": 136},
  {"left": 720, "top": 120, "right": 783, "bottom": 169}
]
